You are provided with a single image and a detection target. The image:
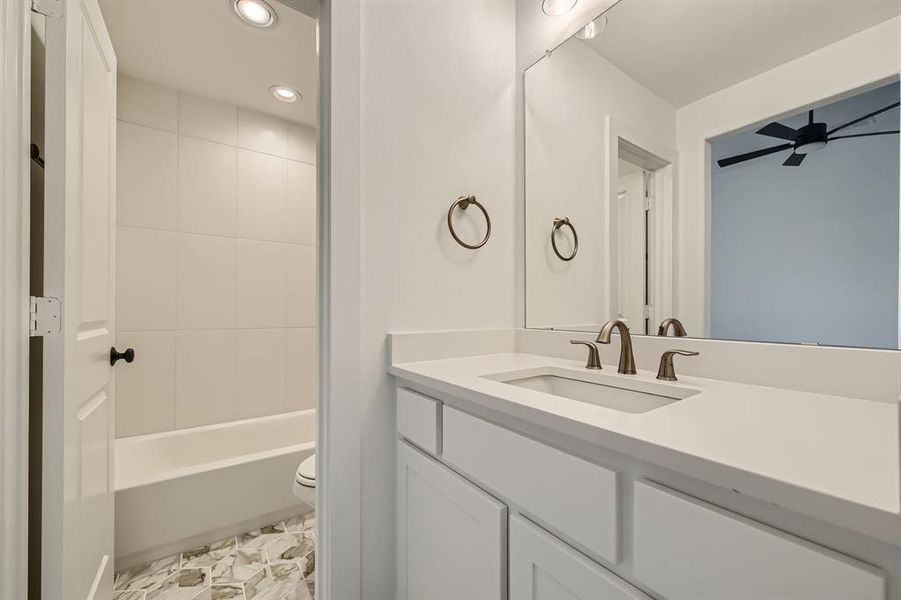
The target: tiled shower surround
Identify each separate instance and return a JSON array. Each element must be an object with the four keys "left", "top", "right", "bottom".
[
  {"left": 115, "top": 75, "right": 318, "bottom": 438},
  {"left": 113, "top": 510, "right": 315, "bottom": 600}
]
